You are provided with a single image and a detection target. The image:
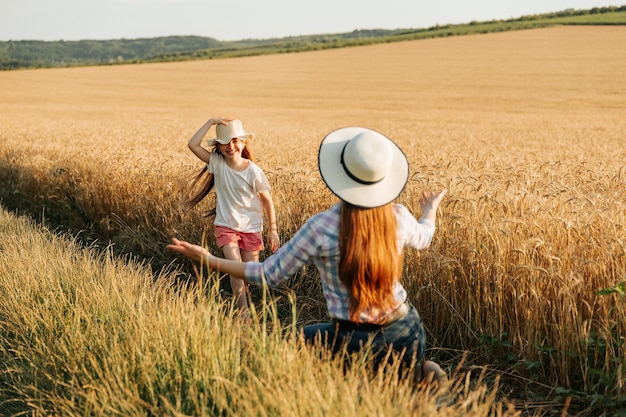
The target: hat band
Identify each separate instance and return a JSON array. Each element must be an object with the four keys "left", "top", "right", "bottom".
[{"left": 340, "top": 143, "right": 384, "bottom": 185}]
